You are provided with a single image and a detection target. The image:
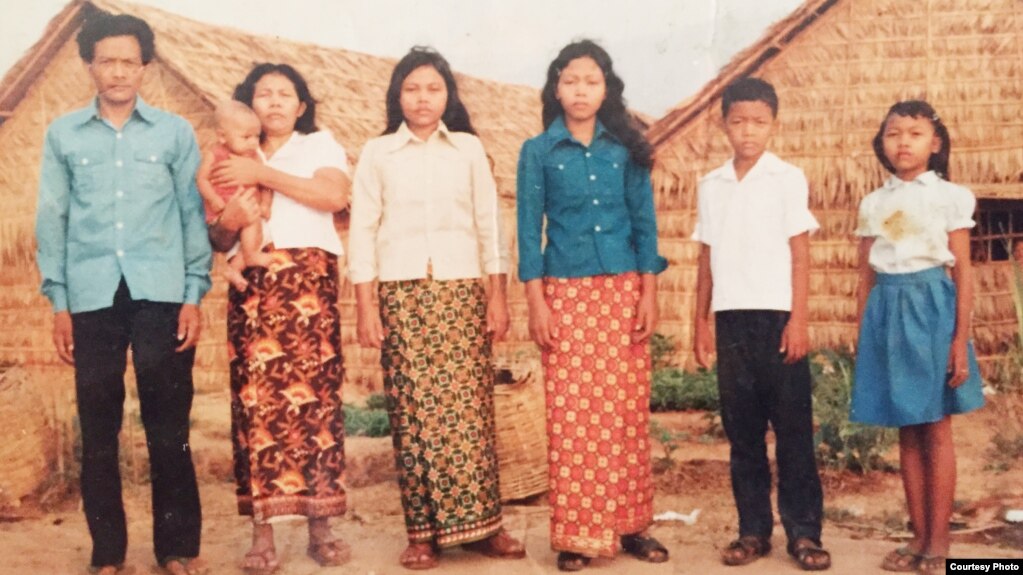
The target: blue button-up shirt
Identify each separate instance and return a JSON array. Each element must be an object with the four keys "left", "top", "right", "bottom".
[
  {"left": 36, "top": 97, "right": 212, "bottom": 313},
  {"left": 516, "top": 116, "right": 667, "bottom": 282}
]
